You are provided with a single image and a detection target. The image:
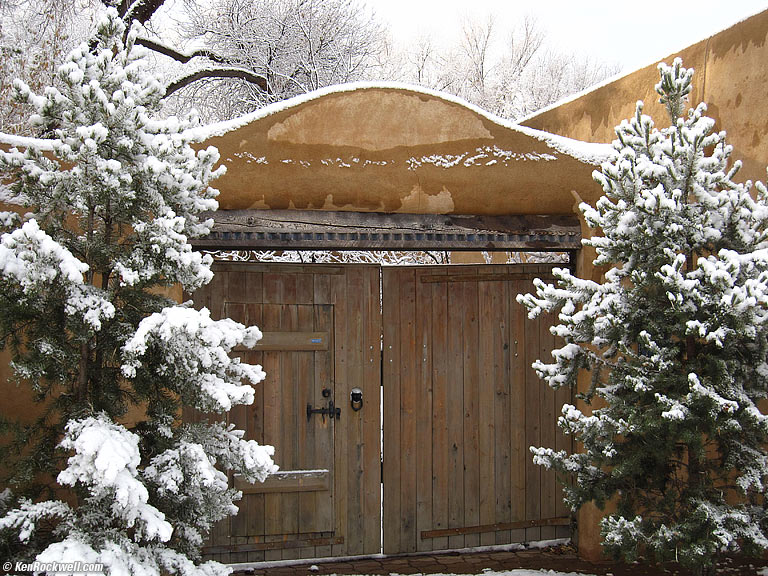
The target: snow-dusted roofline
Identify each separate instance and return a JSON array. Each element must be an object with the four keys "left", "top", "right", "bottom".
[
  {"left": 186, "top": 81, "right": 612, "bottom": 166},
  {"left": 1, "top": 81, "right": 613, "bottom": 166}
]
